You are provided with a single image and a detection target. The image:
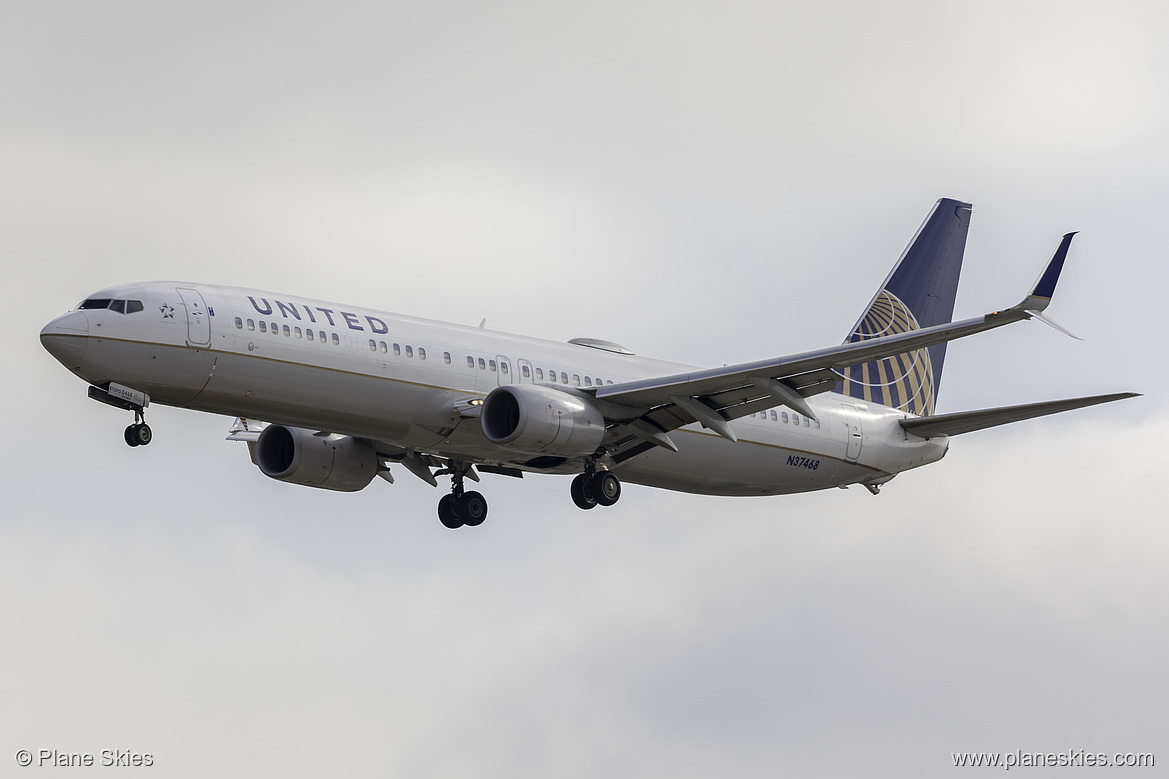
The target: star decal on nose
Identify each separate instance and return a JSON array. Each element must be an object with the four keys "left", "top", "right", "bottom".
[{"left": 160, "top": 304, "right": 175, "bottom": 319}]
